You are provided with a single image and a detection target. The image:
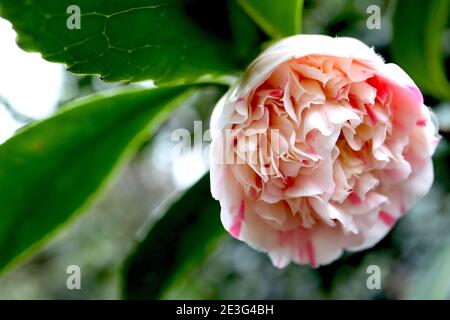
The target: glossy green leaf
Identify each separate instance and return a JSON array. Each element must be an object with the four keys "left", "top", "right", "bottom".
[
  {"left": 236, "top": 0, "right": 303, "bottom": 38},
  {"left": 228, "top": 0, "right": 263, "bottom": 66},
  {"left": 122, "top": 174, "right": 224, "bottom": 299},
  {"left": 0, "top": 0, "right": 239, "bottom": 84},
  {"left": 0, "top": 85, "right": 192, "bottom": 273},
  {"left": 391, "top": 0, "right": 450, "bottom": 100}
]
